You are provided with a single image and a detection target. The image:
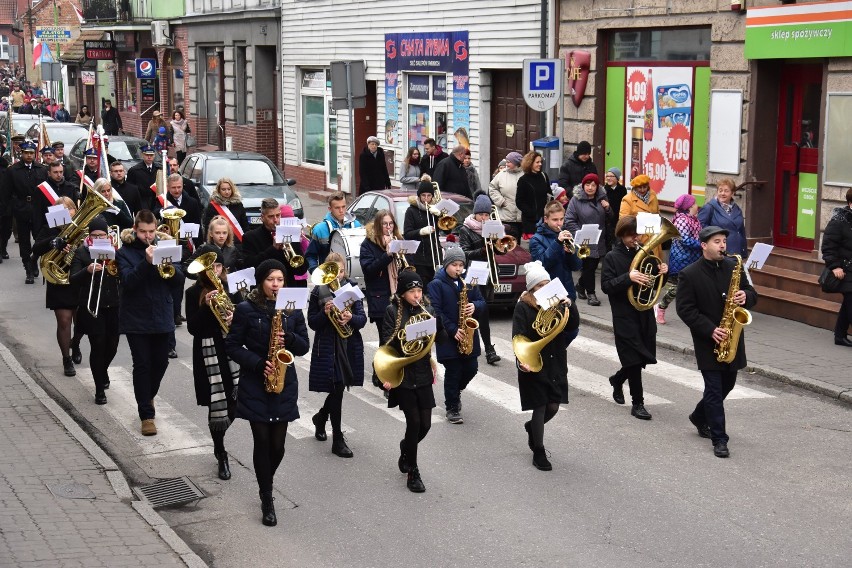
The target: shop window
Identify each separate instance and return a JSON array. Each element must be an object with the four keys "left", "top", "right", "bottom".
[
  {"left": 168, "top": 50, "right": 185, "bottom": 114},
  {"left": 123, "top": 60, "right": 138, "bottom": 112},
  {"left": 609, "top": 29, "right": 710, "bottom": 62},
  {"left": 407, "top": 74, "right": 448, "bottom": 150},
  {"left": 235, "top": 46, "right": 247, "bottom": 125},
  {"left": 302, "top": 95, "right": 324, "bottom": 165},
  {"left": 0, "top": 35, "right": 9, "bottom": 60}
]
